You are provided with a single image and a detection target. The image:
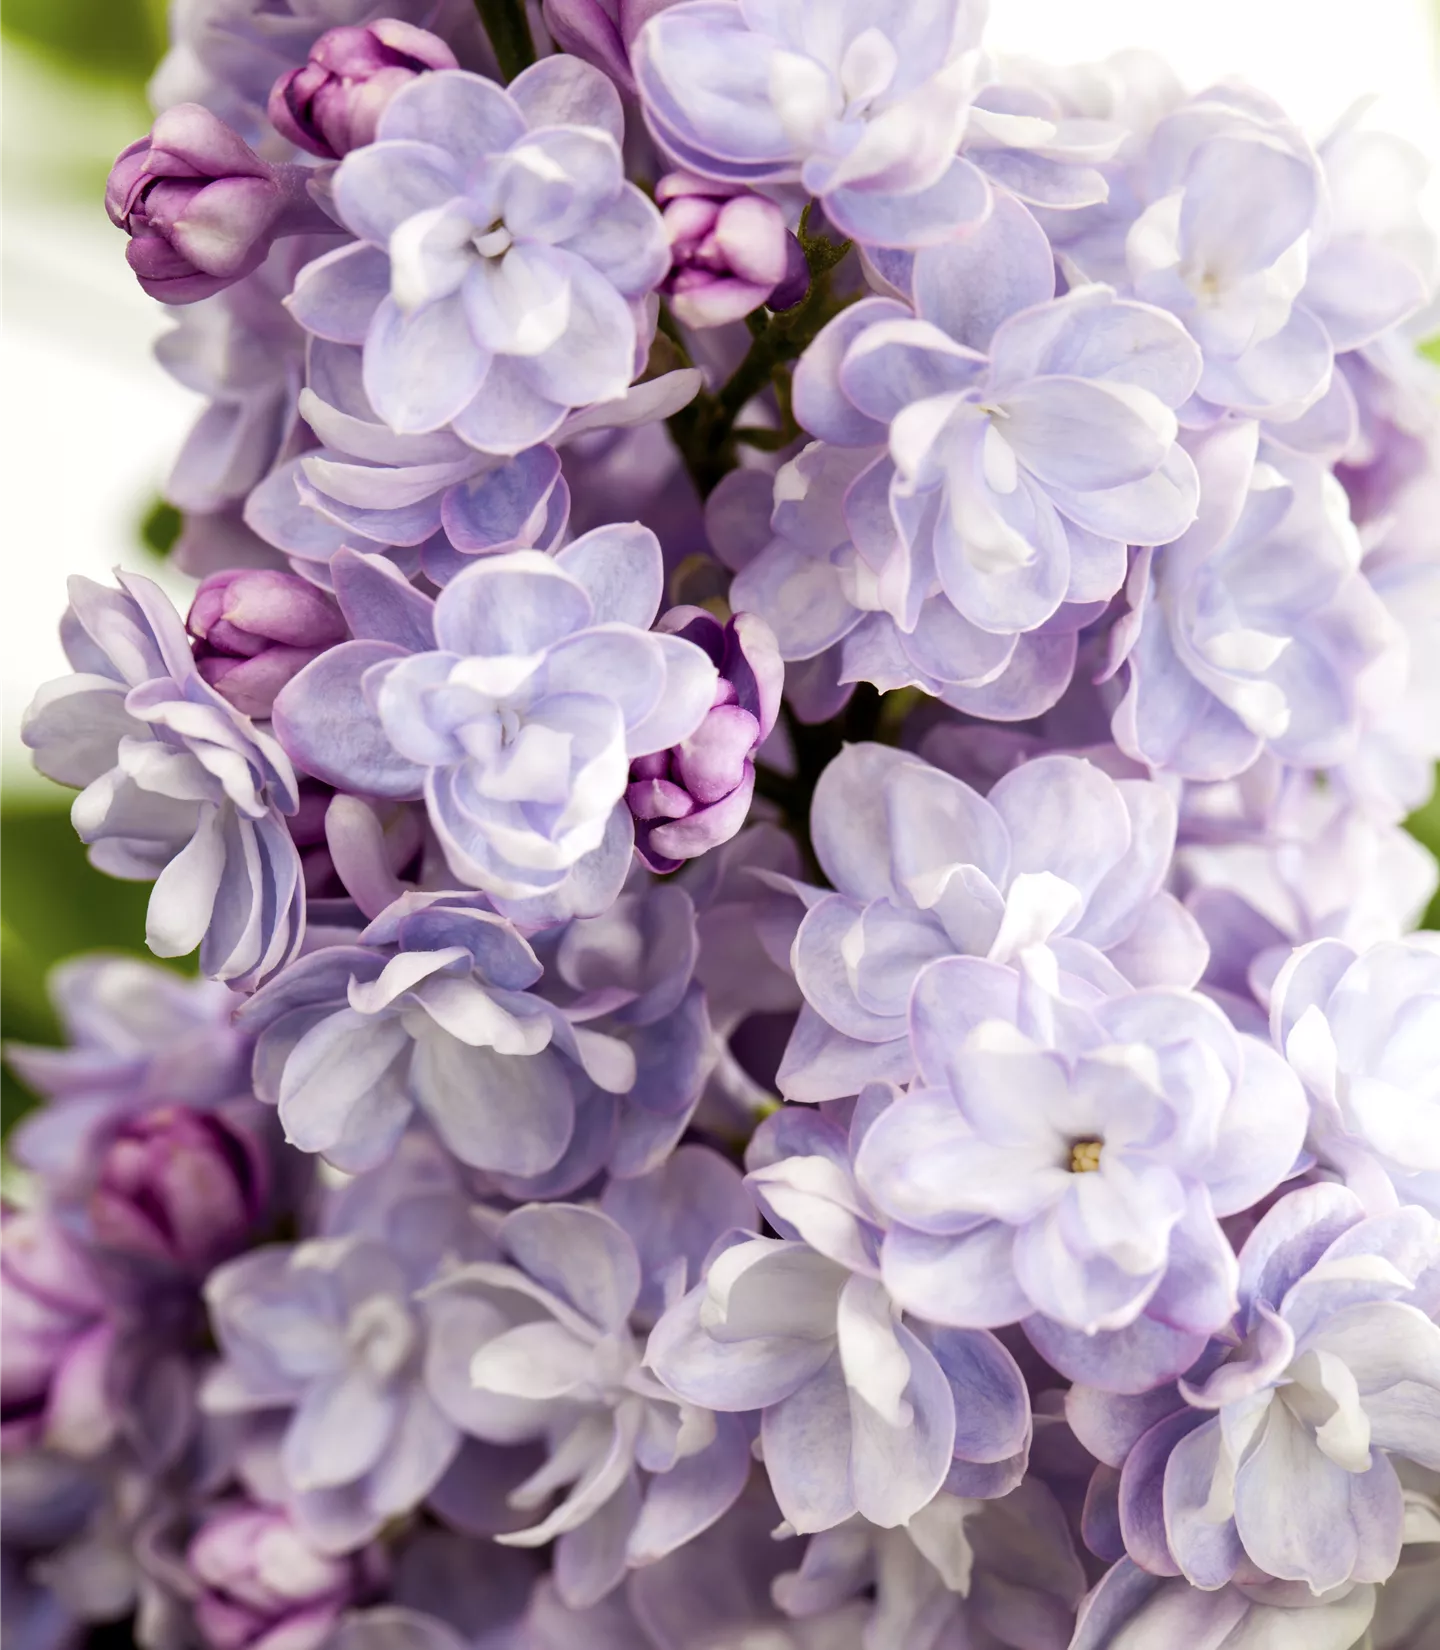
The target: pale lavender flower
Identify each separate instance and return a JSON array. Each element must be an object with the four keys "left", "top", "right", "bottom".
[
  {"left": 21, "top": 574, "right": 304, "bottom": 988},
  {"left": 633, "top": 0, "right": 991, "bottom": 249},
  {"left": 656, "top": 174, "right": 805, "bottom": 329},
  {"left": 106, "top": 105, "right": 334, "bottom": 306},
  {"left": 189, "top": 570, "right": 346, "bottom": 719},
  {"left": 187, "top": 1499, "right": 372, "bottom": 1650},
  {"left": 1272, "top": 934, "right": 1440, "bottom": 1217},
  {"left": 425, "top": 1161, "right": 754, "bottom": 1608},
  {"left": 289, "top": 58, "right": 670, "bottom": 446},
  {"left": 1111, "top": 423, "right": 1397, "bottom": 782},
  {"left": 271, "top": 536, "right": 717, "bottom": 914},
  {"left": 540, "top": 0, "right": 679, "bottom": 95},
  {"left": 1, "top": 1211, "right": 117, "bottom": 1459},
  {"left": 267, "top": 21, "right": 458, "bottom": 160},
  {"left": 734, "top": 197, "right": 1202, "bottom": 718},
  {"left": 1100, "top": 1185, "right": 1440, "bottom": 1595},
  {"left": 627, "top": 608, "right": 782, "bottom": 873},
  {"left": 200, "top": 1134, "right": 488, "bottom": 1553},
  {"left": 855, "top": 954, "right": 1308, "bottom": 1390},
  {"left": 776, "top": 743, "right": 1207, "bottom": 1104}
]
